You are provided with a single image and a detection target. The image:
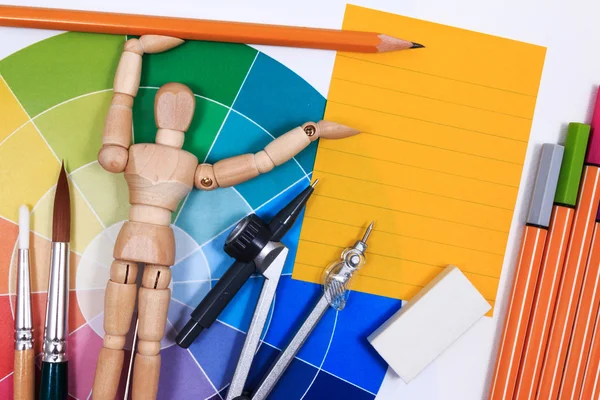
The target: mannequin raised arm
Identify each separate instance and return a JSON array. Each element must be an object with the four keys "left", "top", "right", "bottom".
[{"left": 98, "top": 35, "right": 184, "bottom": 173}]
